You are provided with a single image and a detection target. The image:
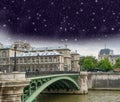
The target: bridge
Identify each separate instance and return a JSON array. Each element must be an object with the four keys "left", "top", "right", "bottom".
[{"left": 0, "top": 71, "right": 88, "bottom": 102}]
